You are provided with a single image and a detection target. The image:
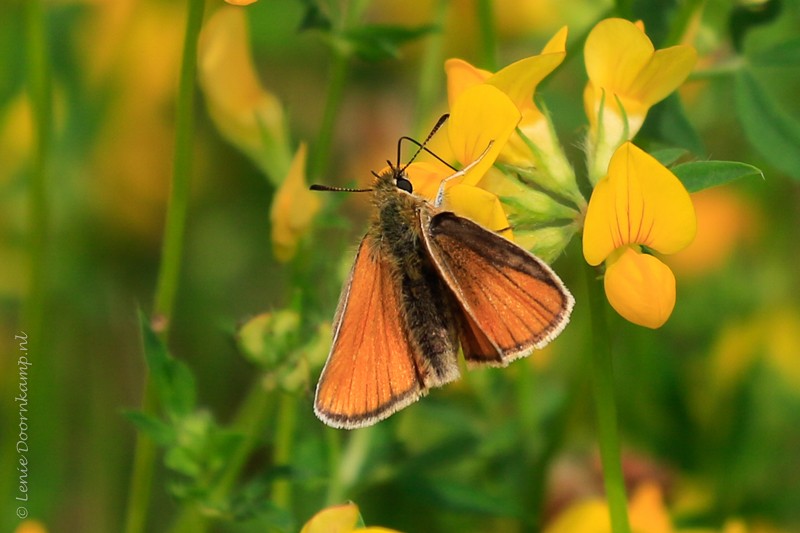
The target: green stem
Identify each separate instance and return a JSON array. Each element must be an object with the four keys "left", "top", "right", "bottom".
[
  {"left": 152, "top": 0, "right": 206, "bottom": 326},
  {"left": 325, "top": 427, "right": 373, "bottom": 505},
  {"left": 310, "top": 51, "right": 349, "bottom": 180},
  {"left": 584, "top": 264, "right": 631, "bottom": 533},
  {"left": 272, "top": 392, "right": 298, "bottom": 509},
  {"left": 124, "top": 1, "right": 206, "bottom": 532},
  {"left": 217, "top": 382, "right": 274, "bottom": 496},
  {"left": 688, "top": 58, "right": 745, "bottom": 81},
  {"left": 123, "top": 382, "right": 159, "bottom": 533},
  {"left": 23, "top": 0, "right": 50, "bottom": 342},
  {"left": 475, "top": 0, "right": 497, "bottom": 71},
  {"left": 323, "top": 429, "right": 343, "bottom": 505},
  {"left": 413, "top": 0, "right": 449, "bottom": 134}
]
